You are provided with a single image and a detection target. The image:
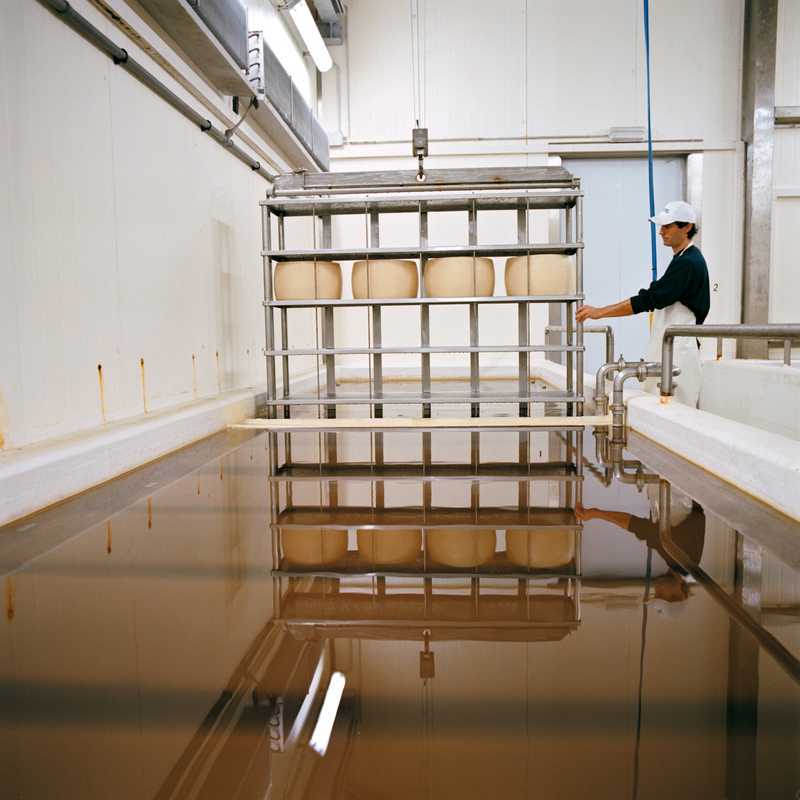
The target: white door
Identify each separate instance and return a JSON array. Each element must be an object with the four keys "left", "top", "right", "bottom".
[{"left": 563, "top": 157, "right": 686, "bottom": 373}]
